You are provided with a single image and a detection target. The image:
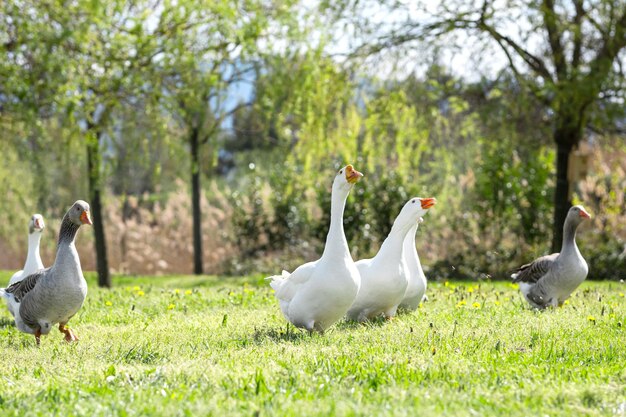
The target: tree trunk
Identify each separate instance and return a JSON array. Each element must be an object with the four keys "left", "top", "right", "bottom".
[
  {"left": 87, "top": 129, "right": 111, "bottom": 288},
  {"left": 551, "top": 106, "right": 584, "bottom": 253},
  {"left": 551, "top": 140, "right": 573, "bottom": 253},
  {"left": 190, "top": 126, "right": 203, "bottom": 275}
]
